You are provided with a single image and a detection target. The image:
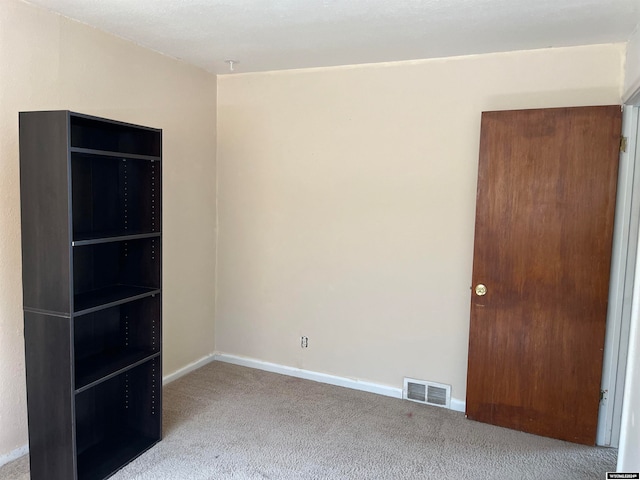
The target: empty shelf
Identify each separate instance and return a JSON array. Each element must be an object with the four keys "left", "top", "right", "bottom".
[
  {"left": 74, "top": 286, "right": 160, "bottom": 315},
  {"left": 75, "top": 350, "right": 160, "bottom": 393}
]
